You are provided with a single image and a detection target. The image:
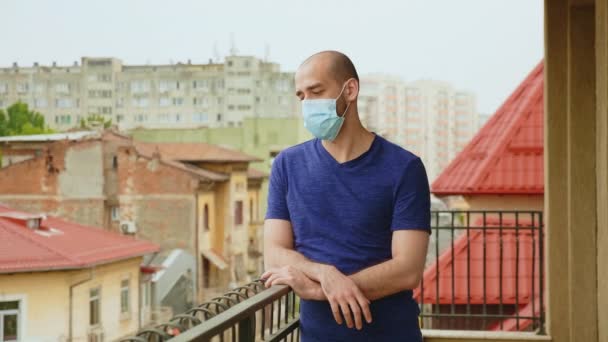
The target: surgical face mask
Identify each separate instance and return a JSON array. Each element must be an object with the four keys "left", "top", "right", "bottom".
[{"left": 301, "top": 81, "right": 351, "bottom": 141}]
